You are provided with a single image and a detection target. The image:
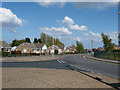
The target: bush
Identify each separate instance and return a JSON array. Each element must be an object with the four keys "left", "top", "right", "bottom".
[{"left": 0, "top": 52, "right": 10, "bottom": 56}]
